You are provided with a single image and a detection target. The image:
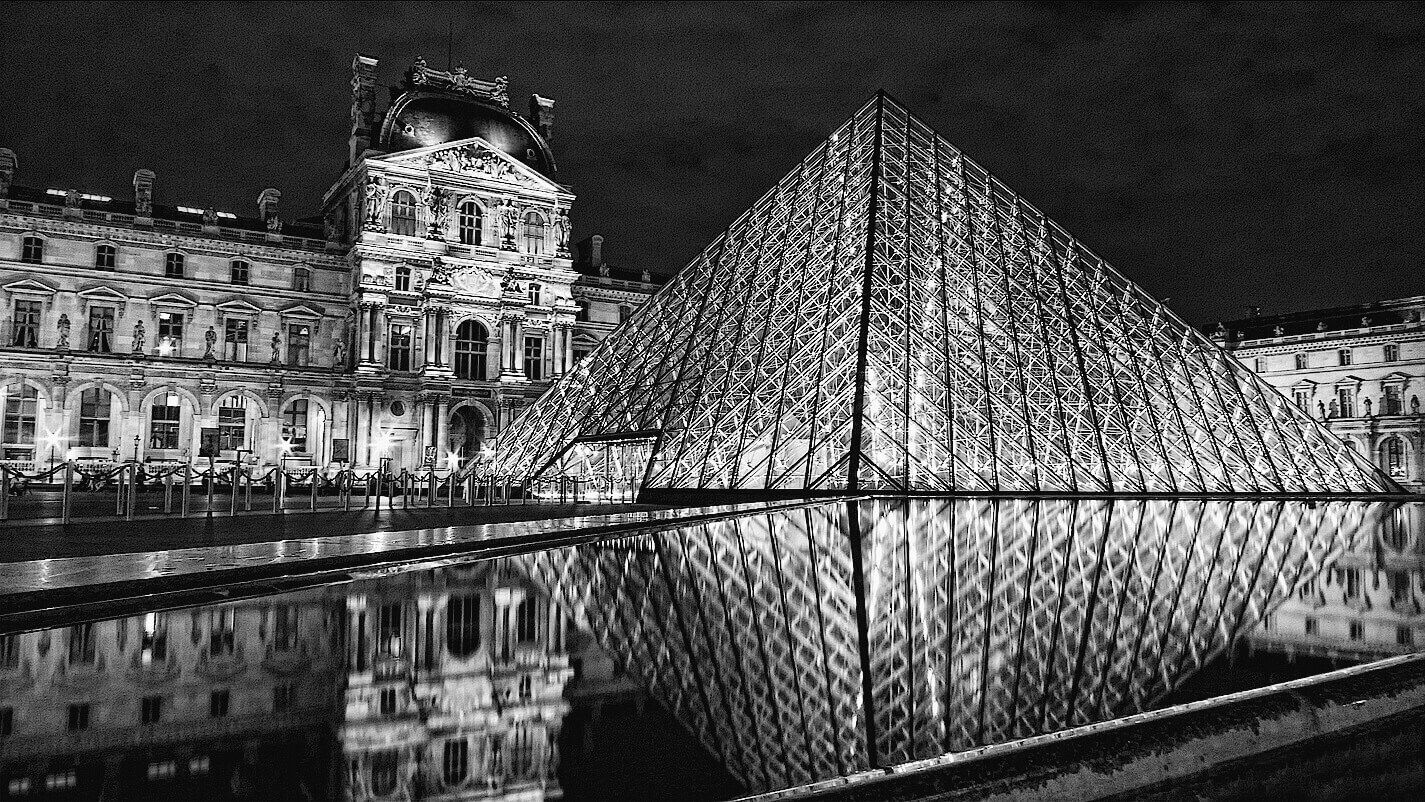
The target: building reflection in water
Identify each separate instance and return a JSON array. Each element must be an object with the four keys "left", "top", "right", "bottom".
[
  {"left": 0, "top": 561, "right": 572, "bottom": 800},
  {"left": 0, "top": 498, "right": 1398, "bottom": 799}
]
